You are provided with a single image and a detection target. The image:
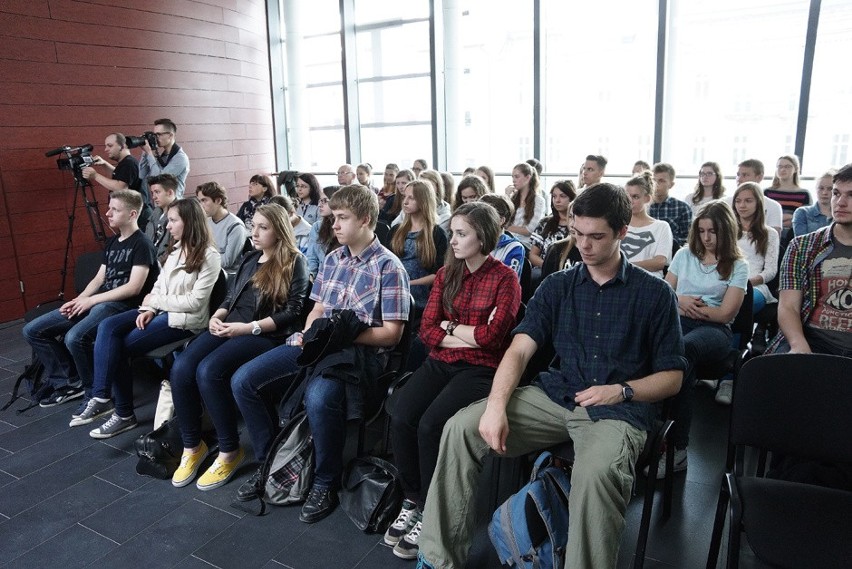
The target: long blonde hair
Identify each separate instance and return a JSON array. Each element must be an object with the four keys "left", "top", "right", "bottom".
[
  {"left": 251, "top": 204, "right": 300, "bottom": 307},
  {"left": 391, "top": 180, "right": 438, "bottom": 269}
]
